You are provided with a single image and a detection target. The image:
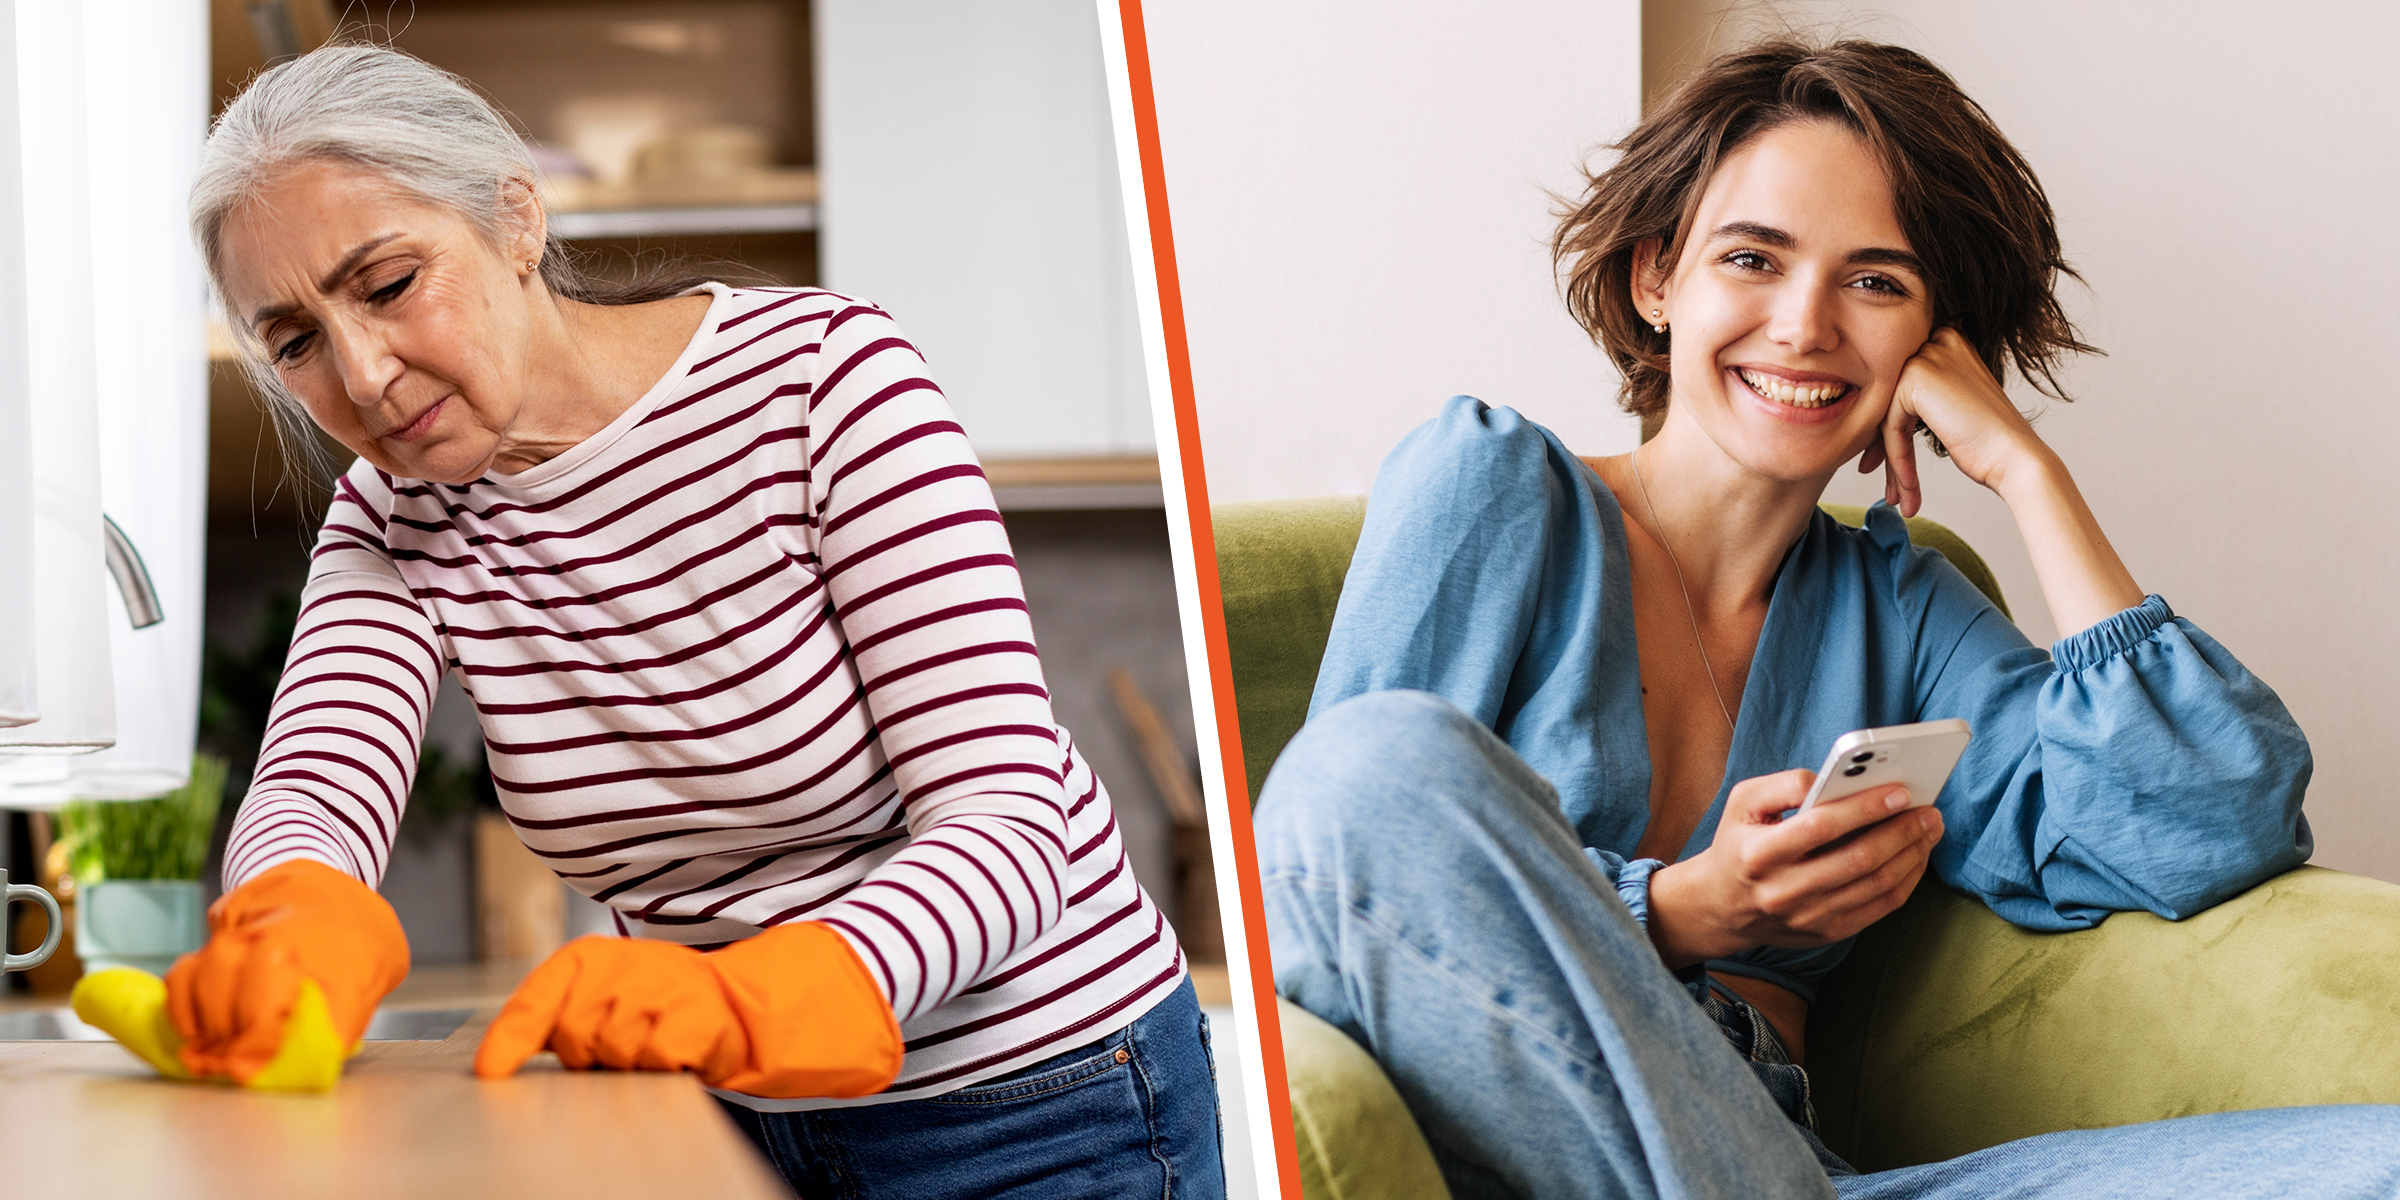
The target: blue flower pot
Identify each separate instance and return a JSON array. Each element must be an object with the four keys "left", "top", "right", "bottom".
[{"left": 76, "top": 880, "right": 206, "bottom": 976}]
